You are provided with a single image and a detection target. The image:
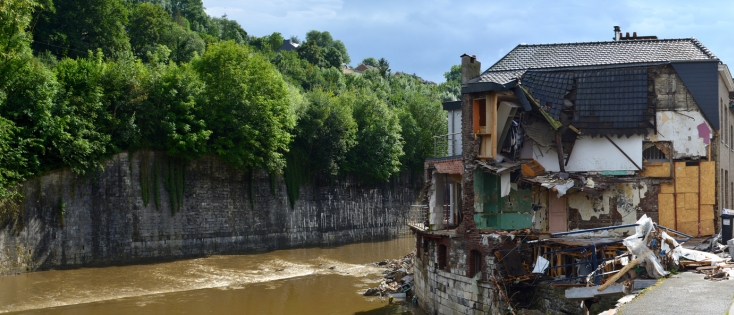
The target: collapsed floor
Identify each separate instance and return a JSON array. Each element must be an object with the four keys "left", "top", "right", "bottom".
[{"left": 487, "top": 215, "right": 734, "bottom": 315}]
